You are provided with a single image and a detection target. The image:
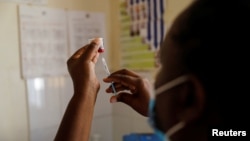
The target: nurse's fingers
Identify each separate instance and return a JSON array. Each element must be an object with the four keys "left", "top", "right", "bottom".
[
  {"left": 103, "top": 74, "right": 138, "bottom": 91},
  {"left": 110, "top": 69, "right": 140, "bottom": 78},
  {"left": 105, "top": 83, "right": 130, "bottom": 93},
  {"left": 68, "top": 45, "right": 87, "bottom": 60},
  {"left": 80, "top": 40, "right": 100, "bottom": 61}
]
